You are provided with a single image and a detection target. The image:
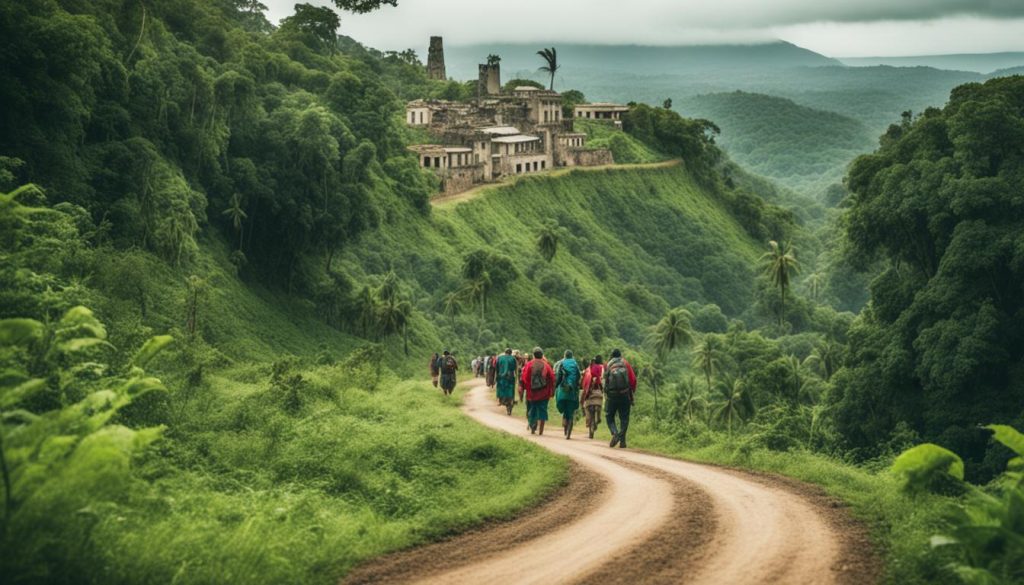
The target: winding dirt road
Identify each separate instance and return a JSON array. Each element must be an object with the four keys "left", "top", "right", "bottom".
[{"left": 344, "top": 380, "right": 880, "bottom": 585}]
